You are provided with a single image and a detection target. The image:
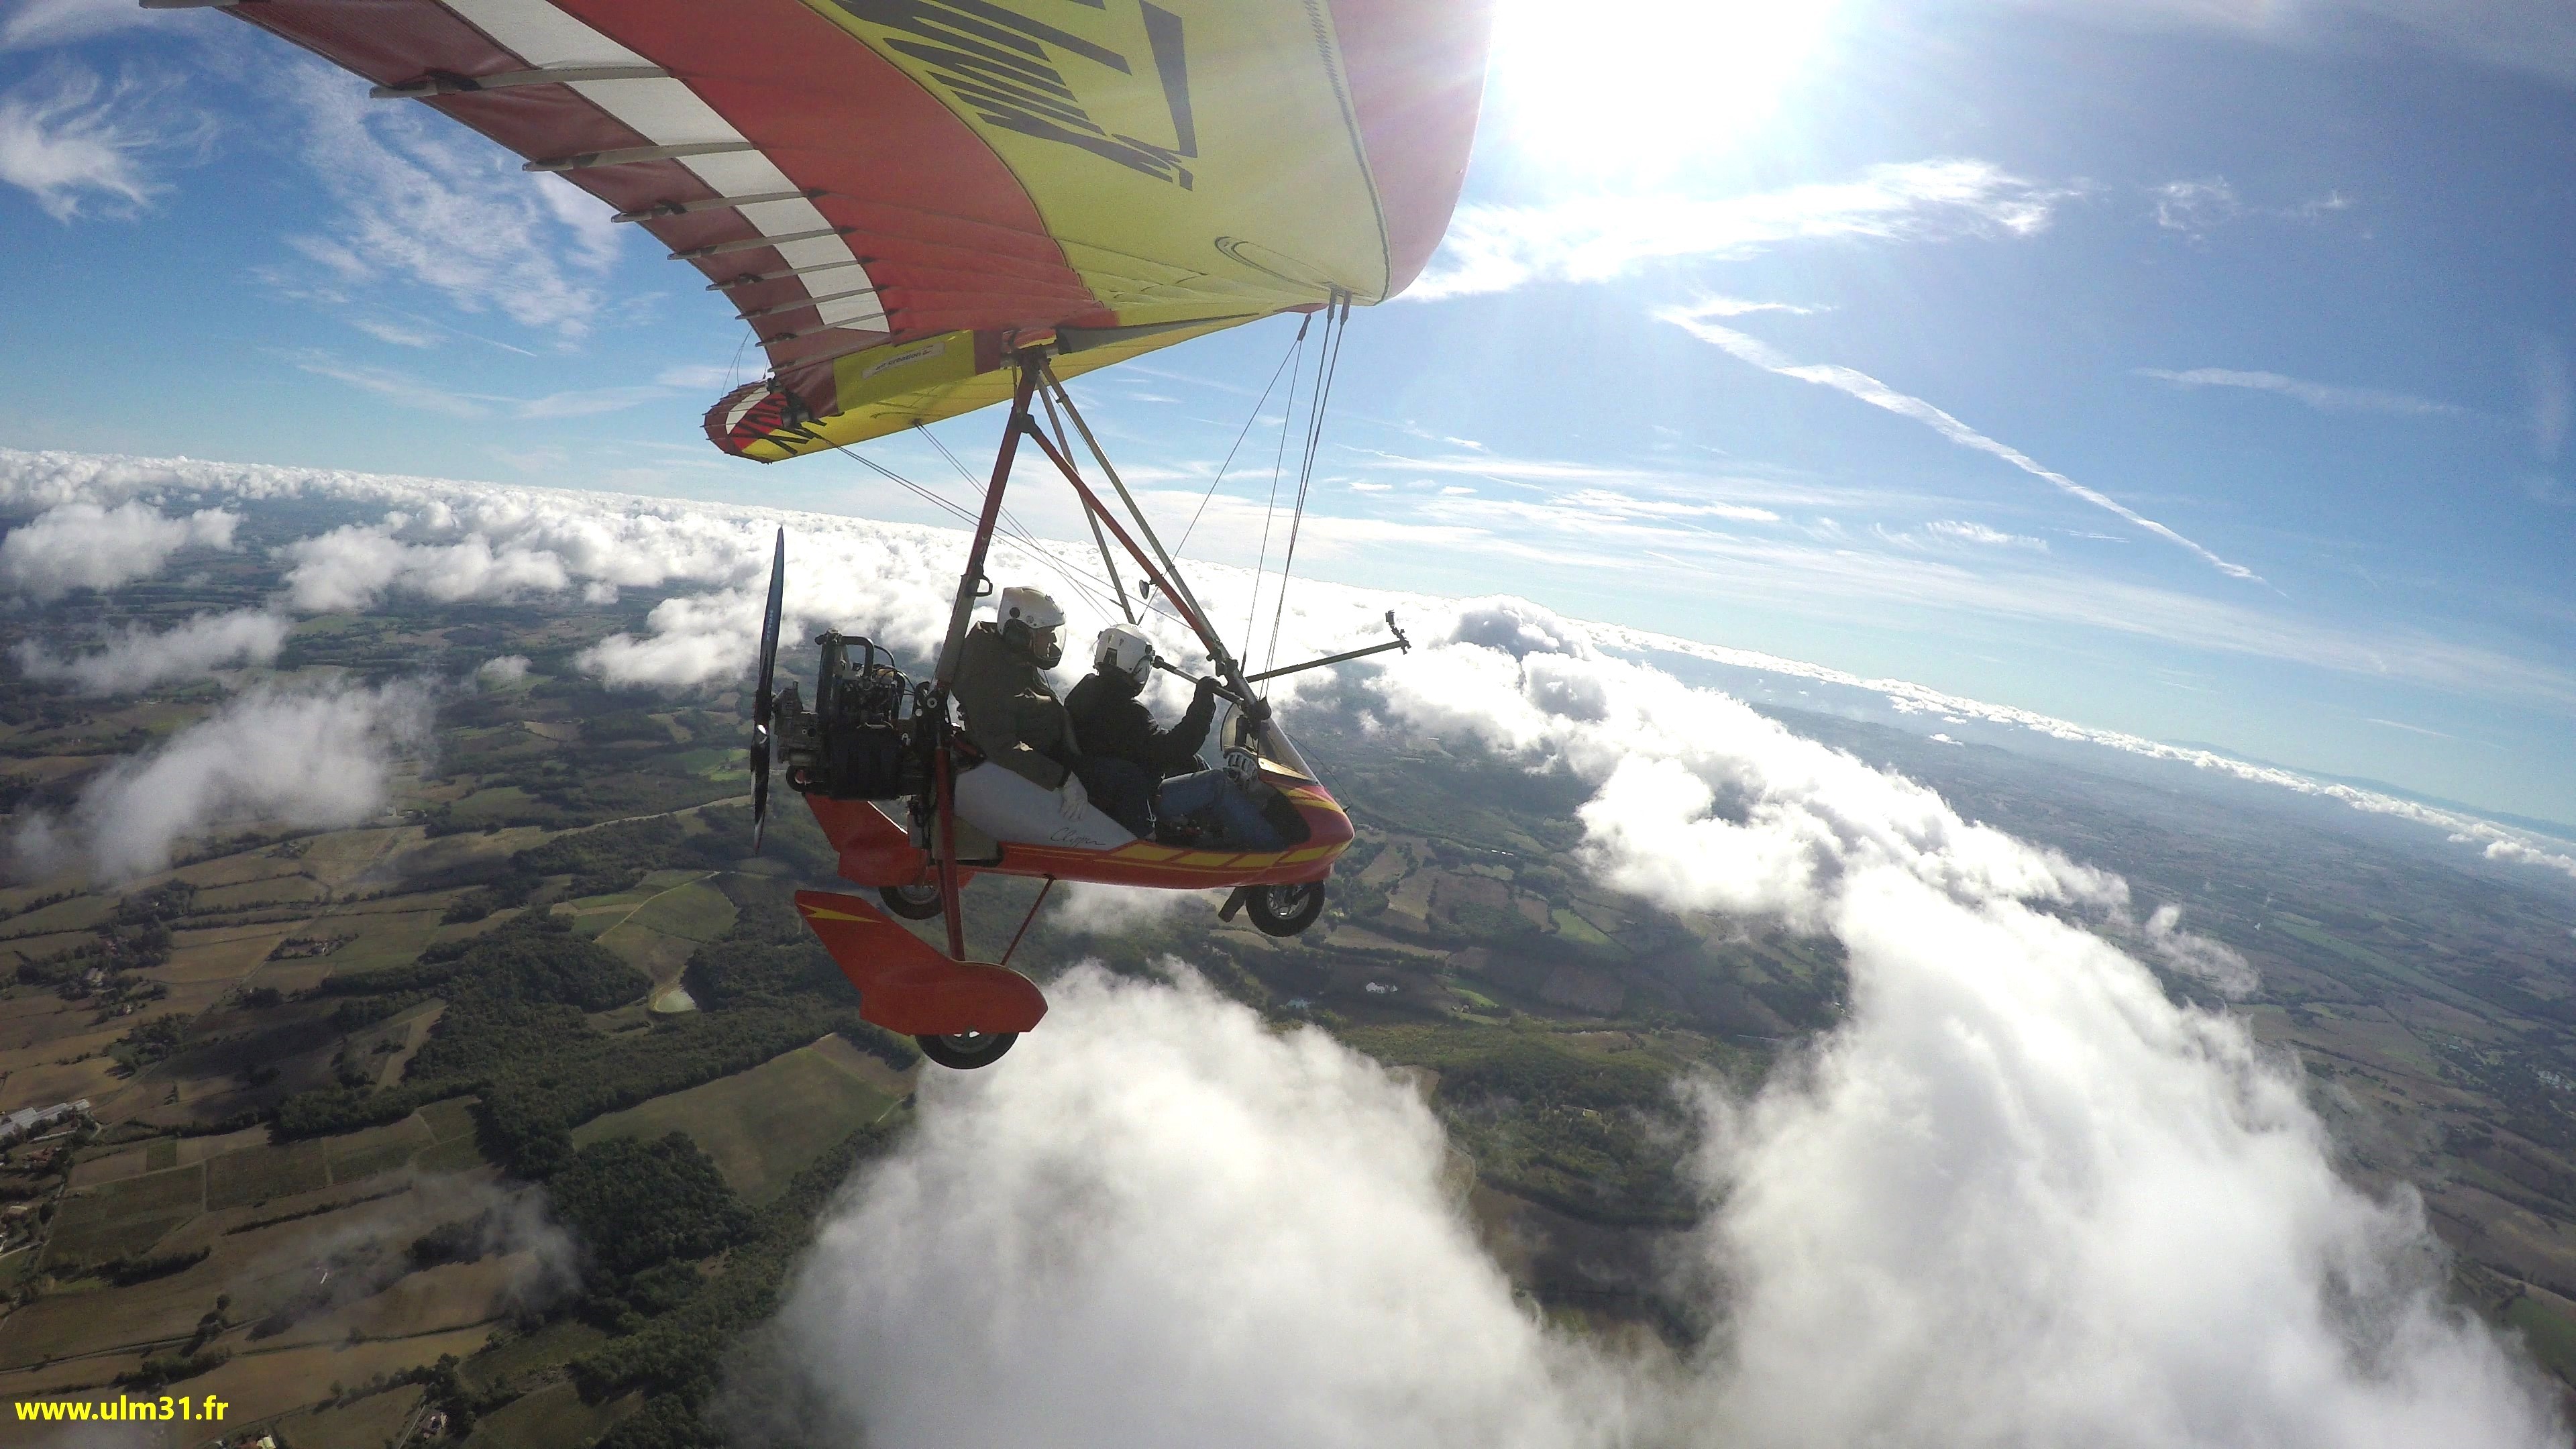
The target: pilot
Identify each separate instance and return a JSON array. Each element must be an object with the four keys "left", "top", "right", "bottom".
[
  {"left": 949, "top": 585, "right": 1093, "bottom": 823},
  {"left": 1066, "top": 623, "right": 1282, "bottom": 851}
]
